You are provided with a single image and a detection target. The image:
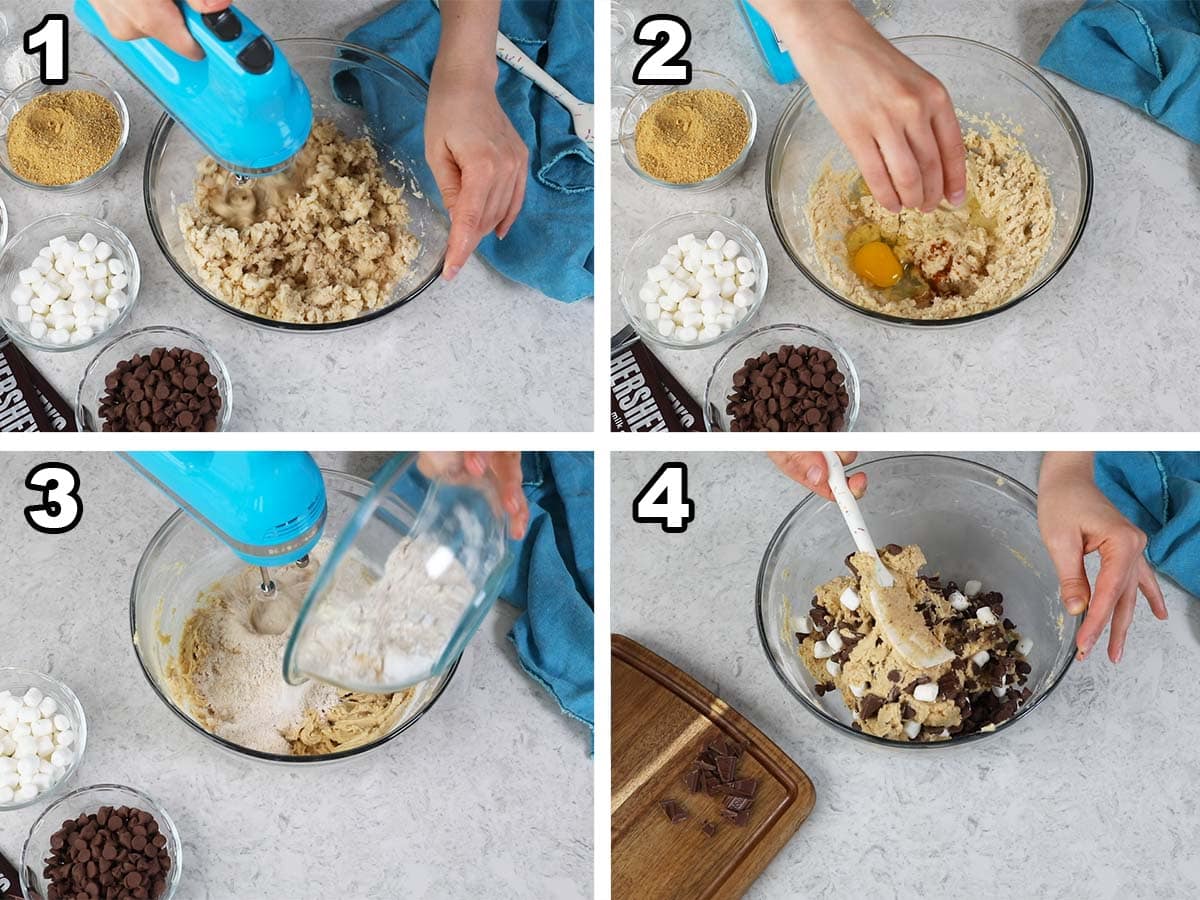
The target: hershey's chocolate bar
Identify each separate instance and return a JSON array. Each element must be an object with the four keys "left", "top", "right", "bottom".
[
  {"left": 611, "top": 340, "right": 680, "bottom": 432},
  {"left": 0, "top": 333, "right": 77, "bottom": 432},
  {"left": 645, "top": 350, "right": 704, "bottom": 432},
  {"left": 0, "top": 846, "right": 21, "bottom": 899}
]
